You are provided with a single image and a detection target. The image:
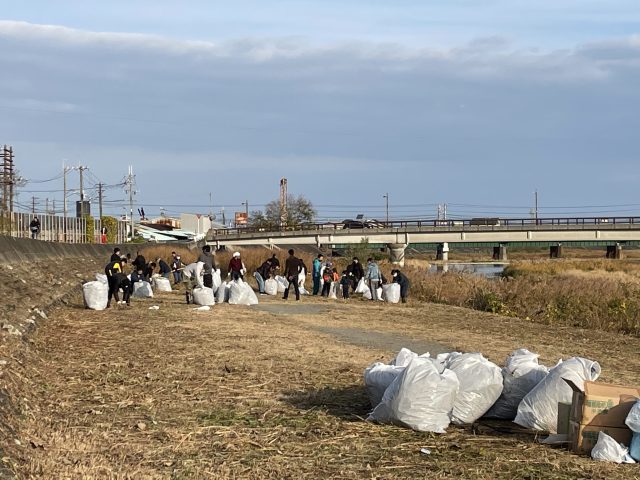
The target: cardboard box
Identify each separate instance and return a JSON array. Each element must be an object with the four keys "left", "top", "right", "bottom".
[
  {"left": 564, "top": 380, "right": 640, "bottom": 454},
  {"left": 566, "top": 380, "right": 640, "bottom": 427},
  {"left": 569, "top": 421, "right": 633, "bottom": 454}
]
